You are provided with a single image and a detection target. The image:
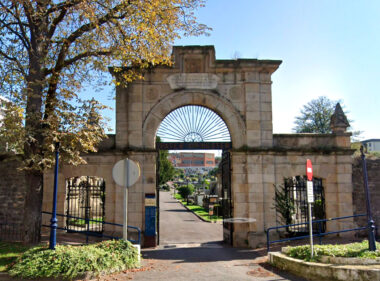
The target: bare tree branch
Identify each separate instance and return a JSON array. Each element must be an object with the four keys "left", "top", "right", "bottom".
[
  {"left": 46, "top": 0, "right": 84, "bottom": 15},
  {"left": 0, "top": 49, "right": 27, "bottom": 76}
]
